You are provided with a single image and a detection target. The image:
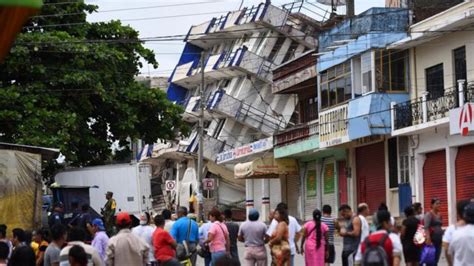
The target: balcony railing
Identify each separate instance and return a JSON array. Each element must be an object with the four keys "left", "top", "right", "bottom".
[
  {"left": 173, "top": 46, "right": 273, "bottom": 88},
  {"left": 275, "top": 120, "right": 319, "bottom": 146},
  {"left": 182, "top": 131, "right": 226, "bottom": 161},
  {"left": 393, "top": 81, "right": 474, "bottom": 130},
  {"left": 208, "top": 90, "right": 287, "bottom": 134}
]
